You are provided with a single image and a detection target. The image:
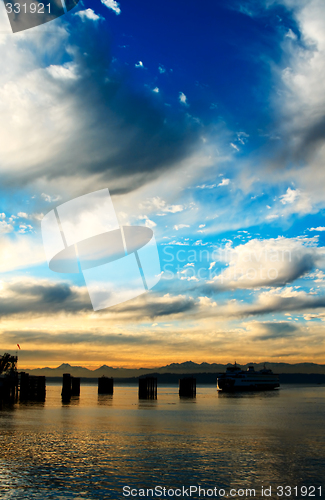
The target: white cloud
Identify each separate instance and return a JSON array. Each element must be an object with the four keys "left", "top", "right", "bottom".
[
  {"left": 41, "top": 193, "right": 62, "bottom": 203},
  {"left": 278, "top": 188, "right": 312, "bottom": 214},
  {"left": 0, "top": 235, "right": 44, "bottom": 272},
  {"left": 75, "top": 9, "right": 103, "bottom": 22},
  {"left": 208, "top": 236, "right": 324, "bottom": 290},
  {"left": 101, "top": 0, "right": 121, "bottom": 15},
  {"left": 18, "top": 224, "right": 33, "bottom": 234},
  {"left": 0, "top": 220, "right": 13, "bottom": 234},
  {"left": 230, "top": 143, "right": 239, "bottom": 151},
  {"left": 308, "top": 226, "right": 325, "bottom": 231},
  {"left": 139, "top": 215, "right": 156, "bottom": 229},
  {"left": 280, "top": 187, "right": 299, "bottom": 204},
  {"left": 0, "top": 213, "right": 5, "bottom": 219},
  {"left": 285, "top": 28, "right": 297, "bottom": 40},
  {"left": 158, "top": 65, "right": 166, "bottom": 74},
  {"left": 196, "top": 184, "right": 216, "bottom": 189},
  {"left": 165, "top": 204, "right": 184, "bottom": 213},
  {"left": 162, "top": 240, "right": 189, "bottom": 246},
  {"left": 218, "top": 178, "right": 230, "bottom": 187},
  {"left": 47, "top": 63, "right": 78, "bottom": 80},
  {"left": 237, "top": 132, "right": 249, "bottom": 145},
  {"left": 152, "top": 87, "right": 159, "bottom": 93},
  {"left": 266, "top": 214, "right": 279, "bottom": 220},
  {"left": 32, "top": 213, "right": 44, "bottom": 221},
  {"left": 193, "top": 240, "right": 208, "bottom": 246},
  {"left": 181, "top": 276, "right": 198, "bottom": 282},
  {"left": 179, "top": 92, "right": 188, "bottom": 106},
  {"left": 266, "top": 0, "right": 325, "bottom": 210},
  {"left": 17, "top": 212, "right": 28, "bottom": 218},
  {"left": 173, "top": 224, "right": 190, "bottom": 230},
  {"left": 135, "top": 61, "right": 144, "bottom": 68},
  {"left": 139, "top": 197, "right": 184, "bottom": 214}
]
